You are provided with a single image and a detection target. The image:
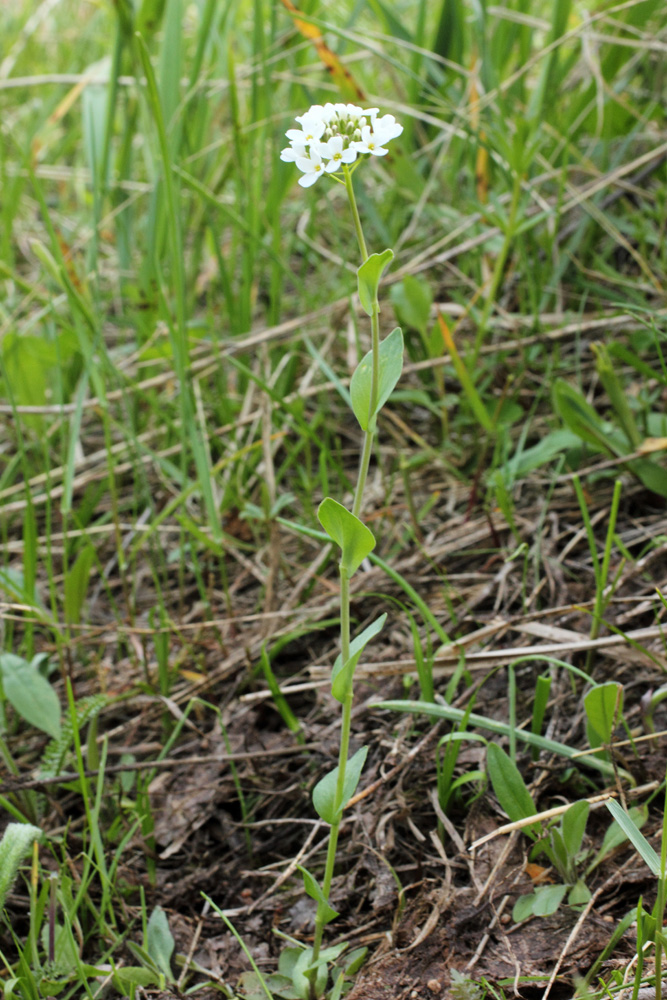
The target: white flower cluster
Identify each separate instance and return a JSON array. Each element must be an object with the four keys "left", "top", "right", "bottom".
[{"left": 280, "top": 103, "right": 403, "bottom": 187}]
